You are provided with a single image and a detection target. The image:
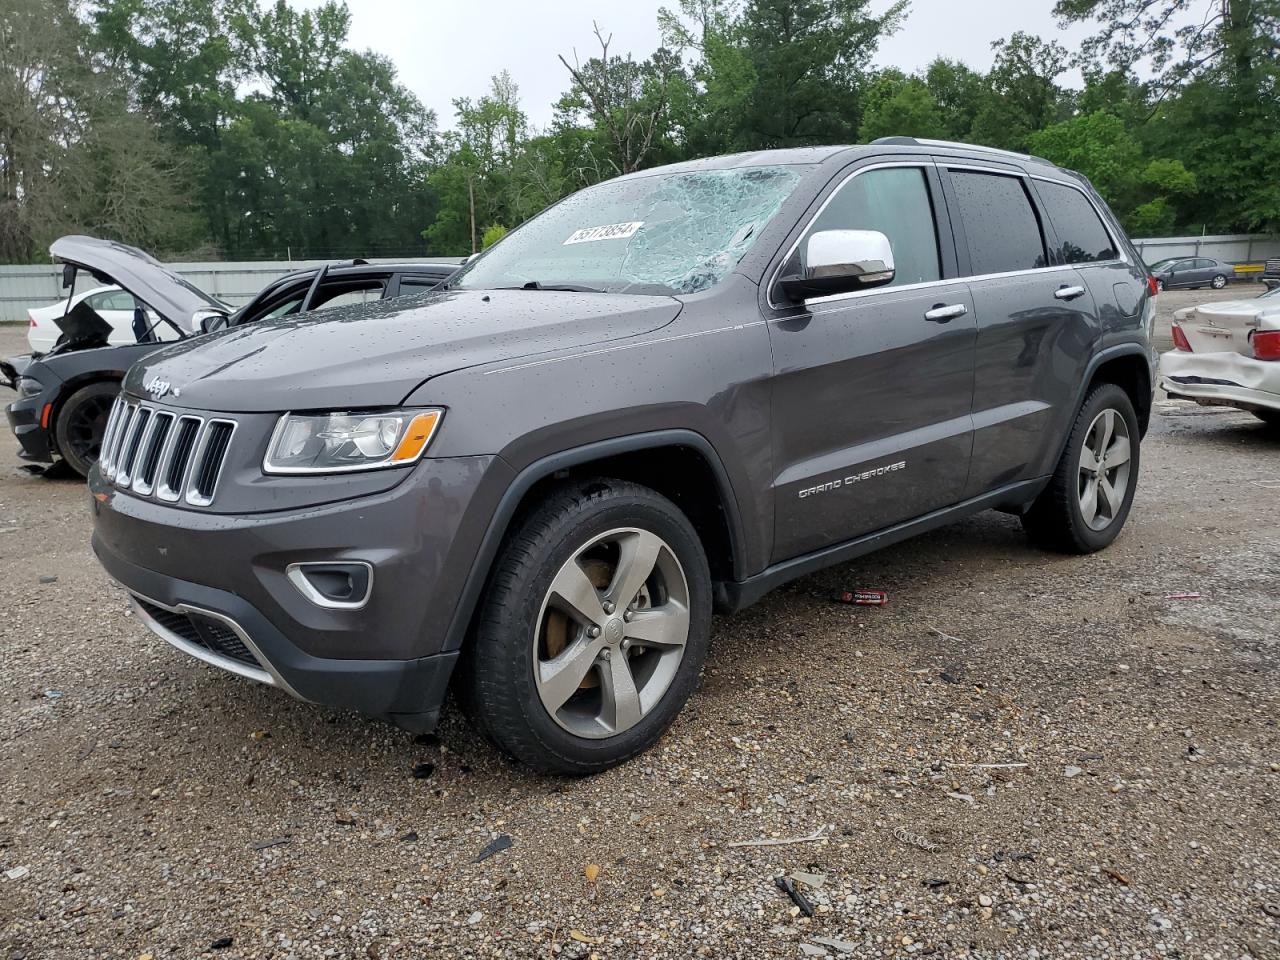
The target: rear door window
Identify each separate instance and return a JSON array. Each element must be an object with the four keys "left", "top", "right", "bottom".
[
  {"left": 784, "top": 166, "right": 942, "bottom": 288},
  {"left": 948, "top": 171, "right": 1048, "bottom": 276},
  {"left": 1037, "top": 181, "right": 1117, "bottom": 264},
  {"left": 311, "top": 280, "right": 387, "bottom": 311}
]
